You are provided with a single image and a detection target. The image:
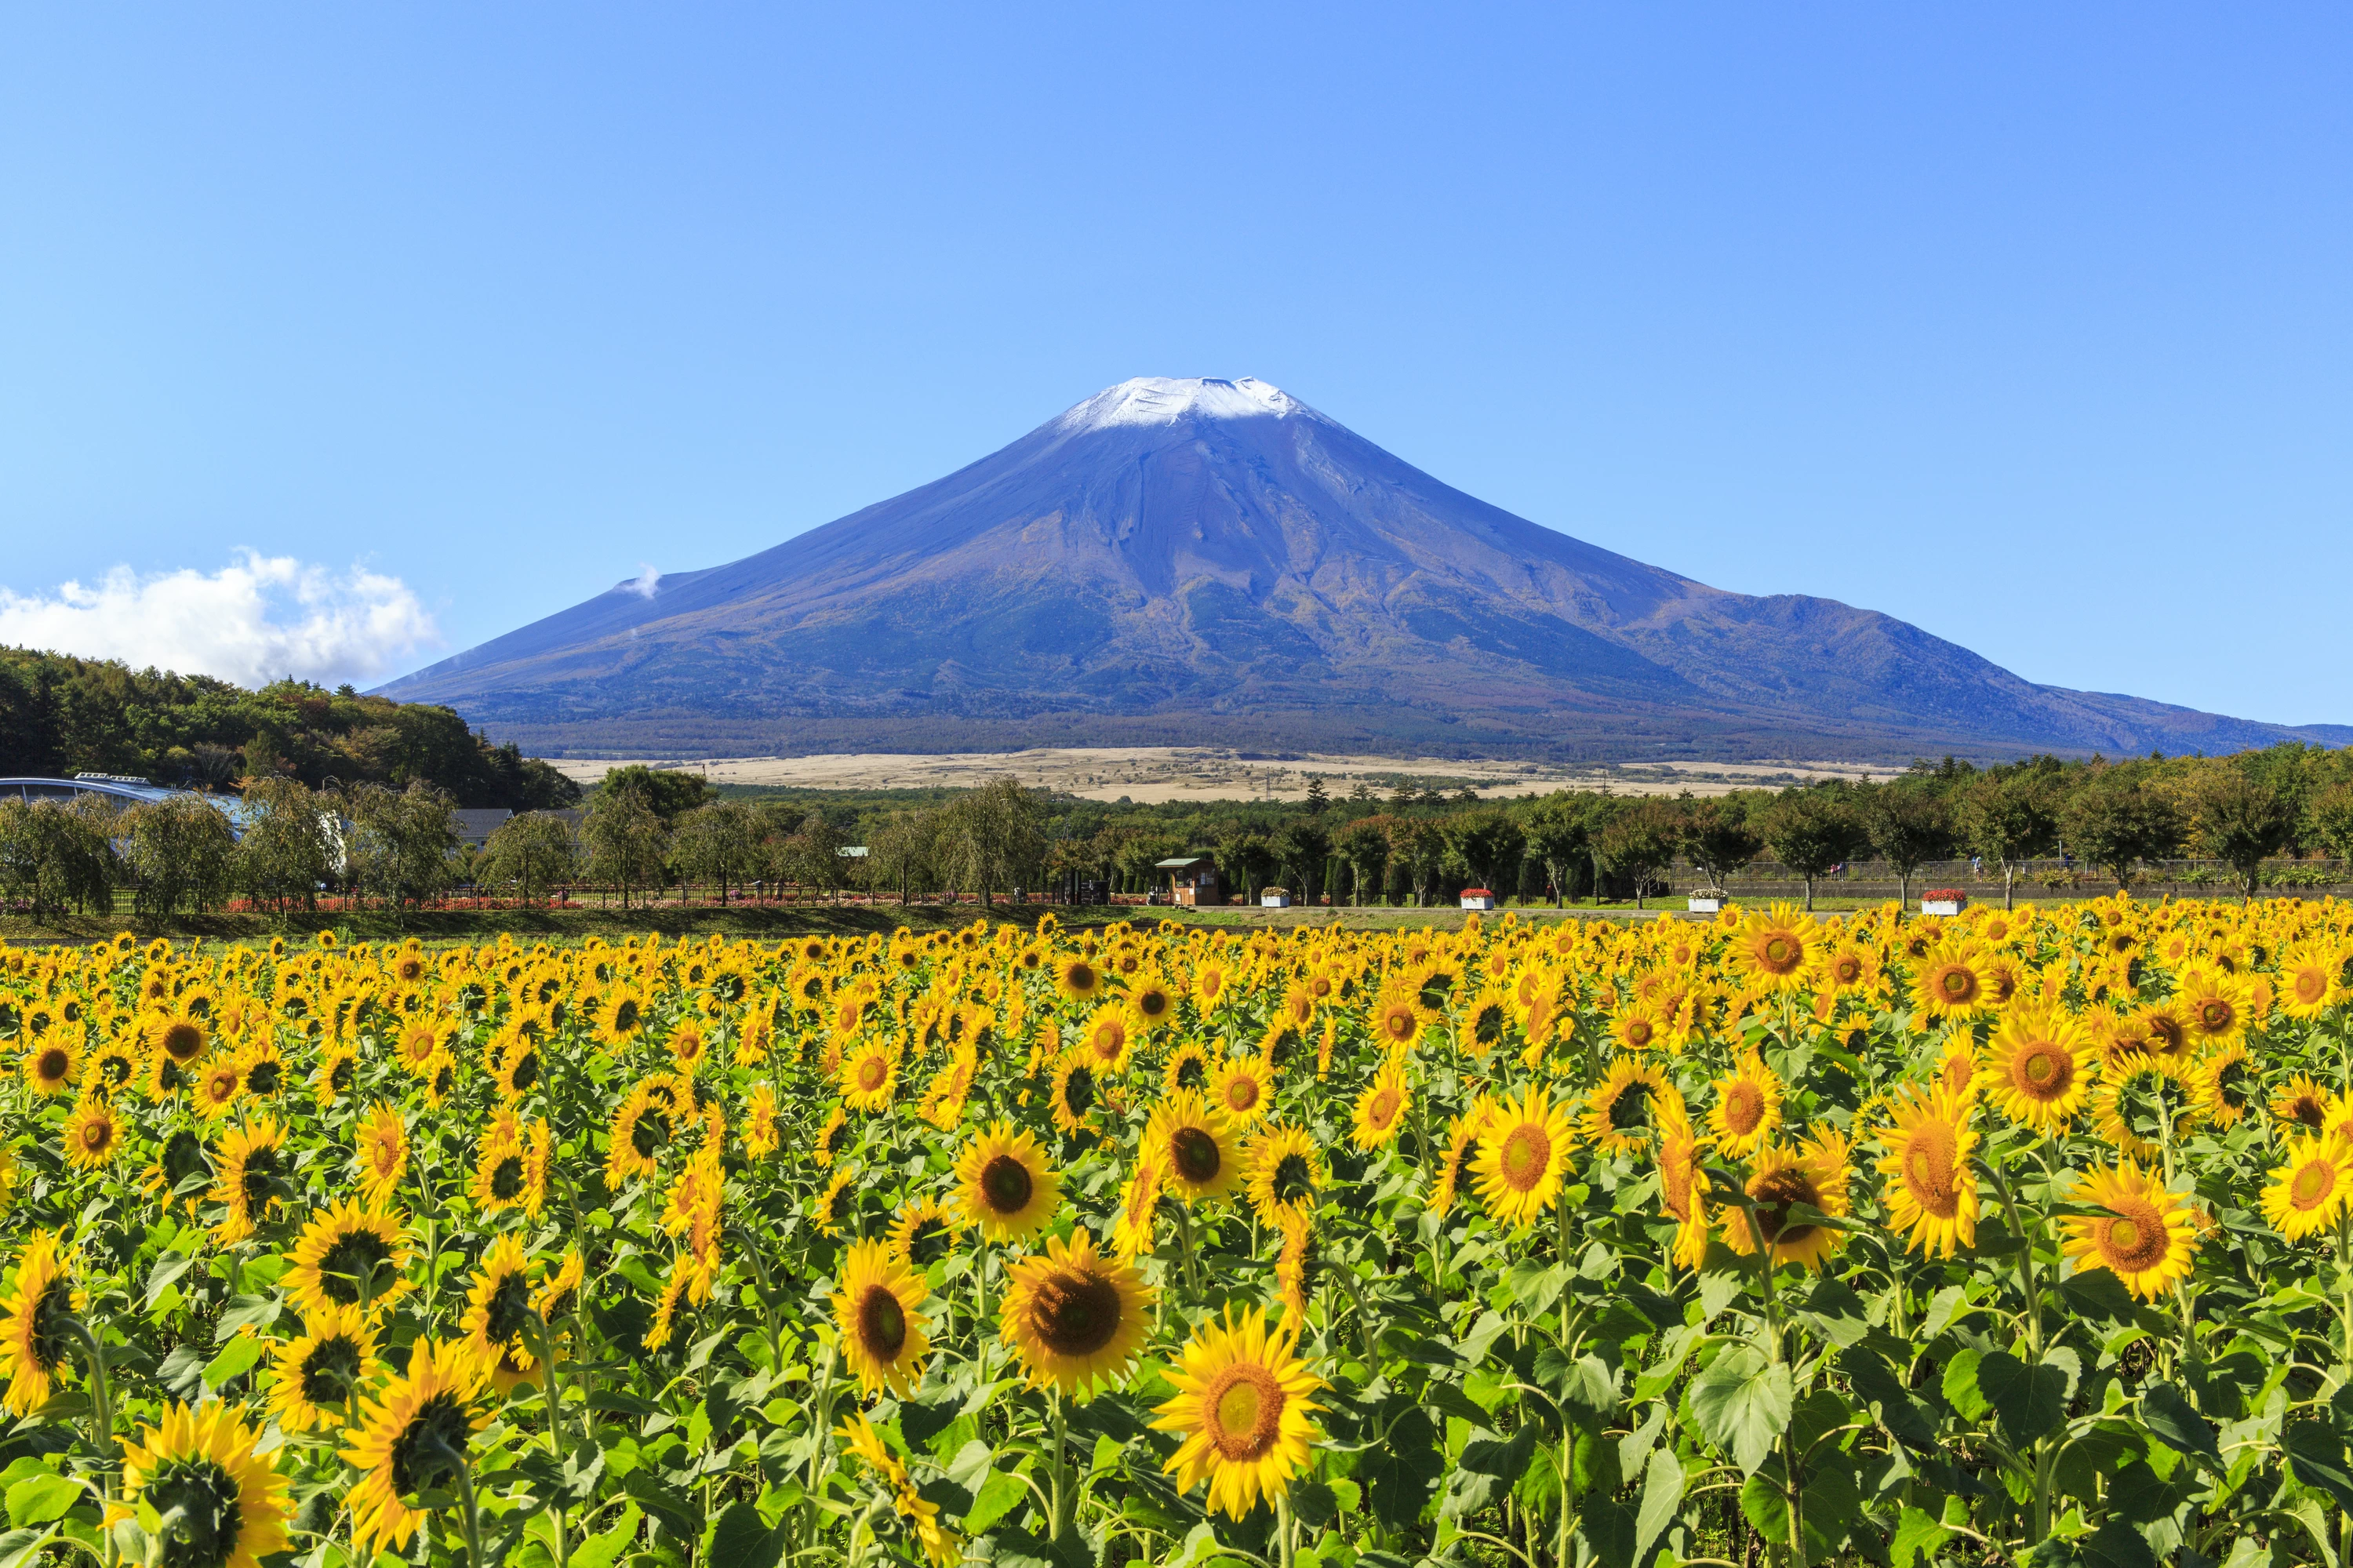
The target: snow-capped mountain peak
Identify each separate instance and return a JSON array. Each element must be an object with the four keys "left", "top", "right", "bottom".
[{"left": 1055, "top": 376, "right": 1304, "bottom": 431}]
